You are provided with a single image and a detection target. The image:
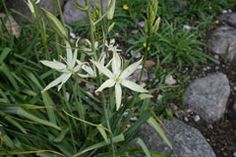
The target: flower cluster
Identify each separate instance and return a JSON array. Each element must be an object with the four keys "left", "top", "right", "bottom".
[{"left": 41, "top": 39, "right": 148, "bottom": 110}]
